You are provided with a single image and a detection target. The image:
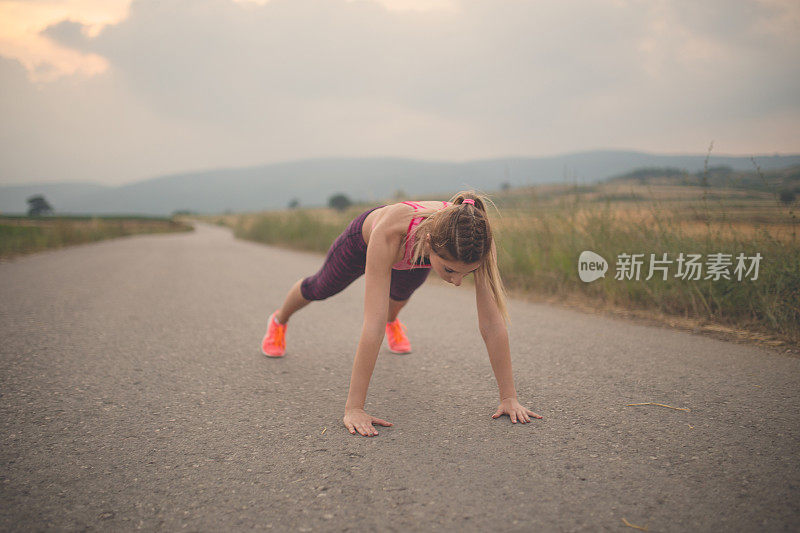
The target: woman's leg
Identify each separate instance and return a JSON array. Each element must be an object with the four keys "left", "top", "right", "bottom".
[
  {"left": 387, "top": 268, "right": 430, "bottom": 322},
  {"left": 273, "top": 206, "right": 381, "bottom": 324},
  {"left": 387, "top": 297, "right": 408, "bottom": 322},
  {"left": 275, "top": 279, "right": 311, "bottom": 324},
  {"left": 384, "top": 270, "right": 428, "bottom": 353}
]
